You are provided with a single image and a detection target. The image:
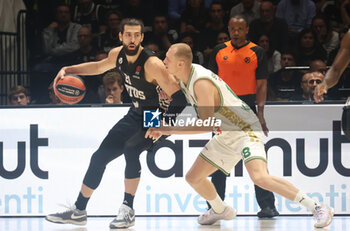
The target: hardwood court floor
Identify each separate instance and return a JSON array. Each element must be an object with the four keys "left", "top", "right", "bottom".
[{"left": 0, "top": 216, "right": 349, "bottom": 231}]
